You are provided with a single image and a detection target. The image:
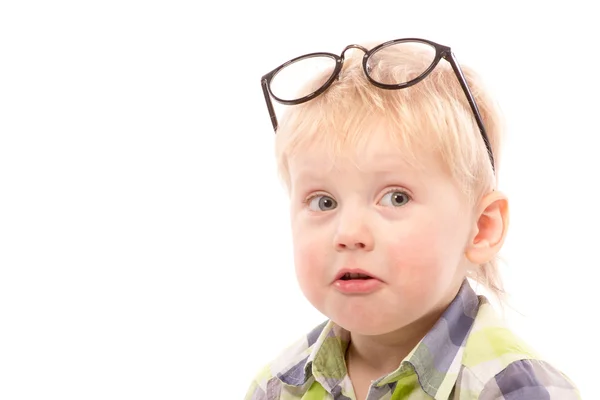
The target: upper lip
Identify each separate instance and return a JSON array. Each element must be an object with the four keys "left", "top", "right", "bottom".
[{"left": 333, "top": 268, "right": 382, "bottom": 282}]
